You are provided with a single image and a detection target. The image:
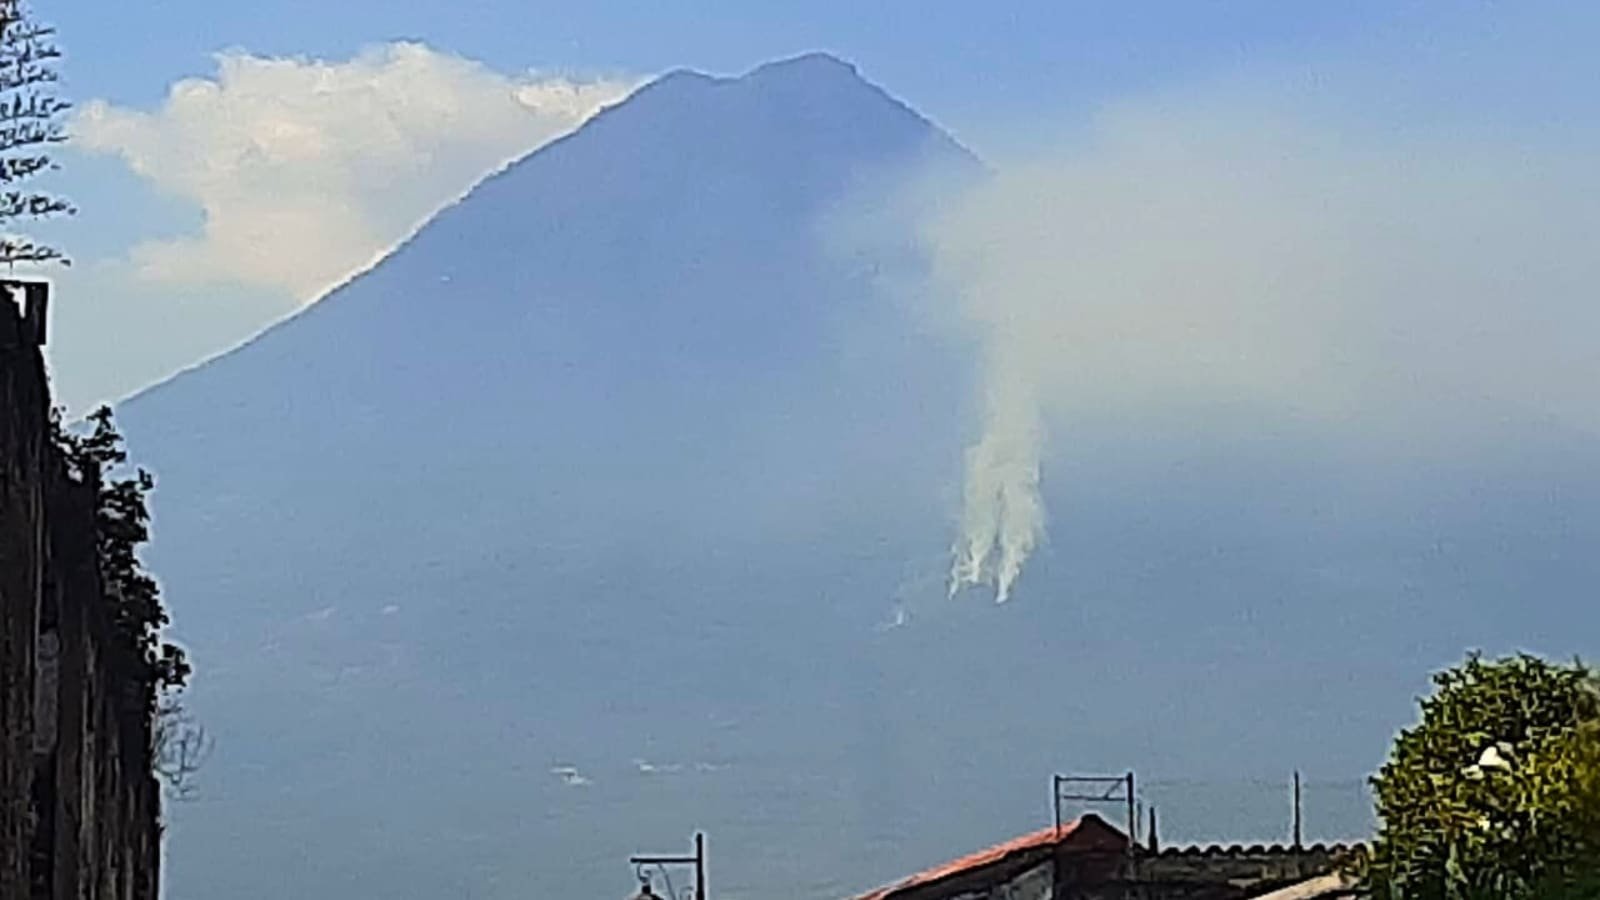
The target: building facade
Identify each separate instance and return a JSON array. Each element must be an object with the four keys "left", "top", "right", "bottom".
[{"left": 1, "top": 282, "right": 163, "bottom": 900}]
